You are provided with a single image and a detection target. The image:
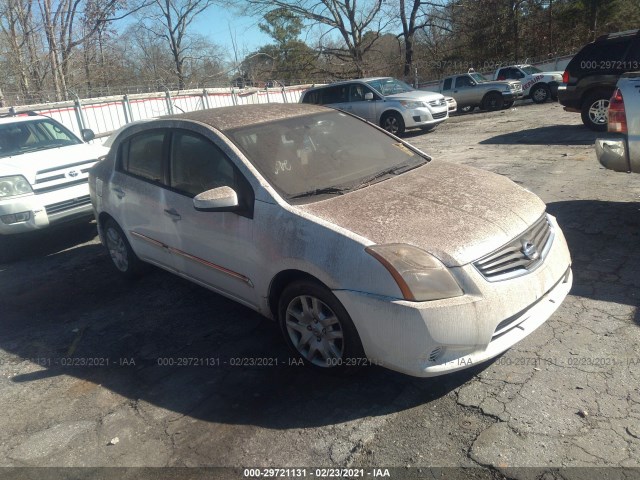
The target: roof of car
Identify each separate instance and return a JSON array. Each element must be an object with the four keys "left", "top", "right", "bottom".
[
  {"left": 164, "top": 103, "right": 330, "bottom": 132},
  {"left": 0, "top": 114, "right": 48, "bottom": 124}
]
